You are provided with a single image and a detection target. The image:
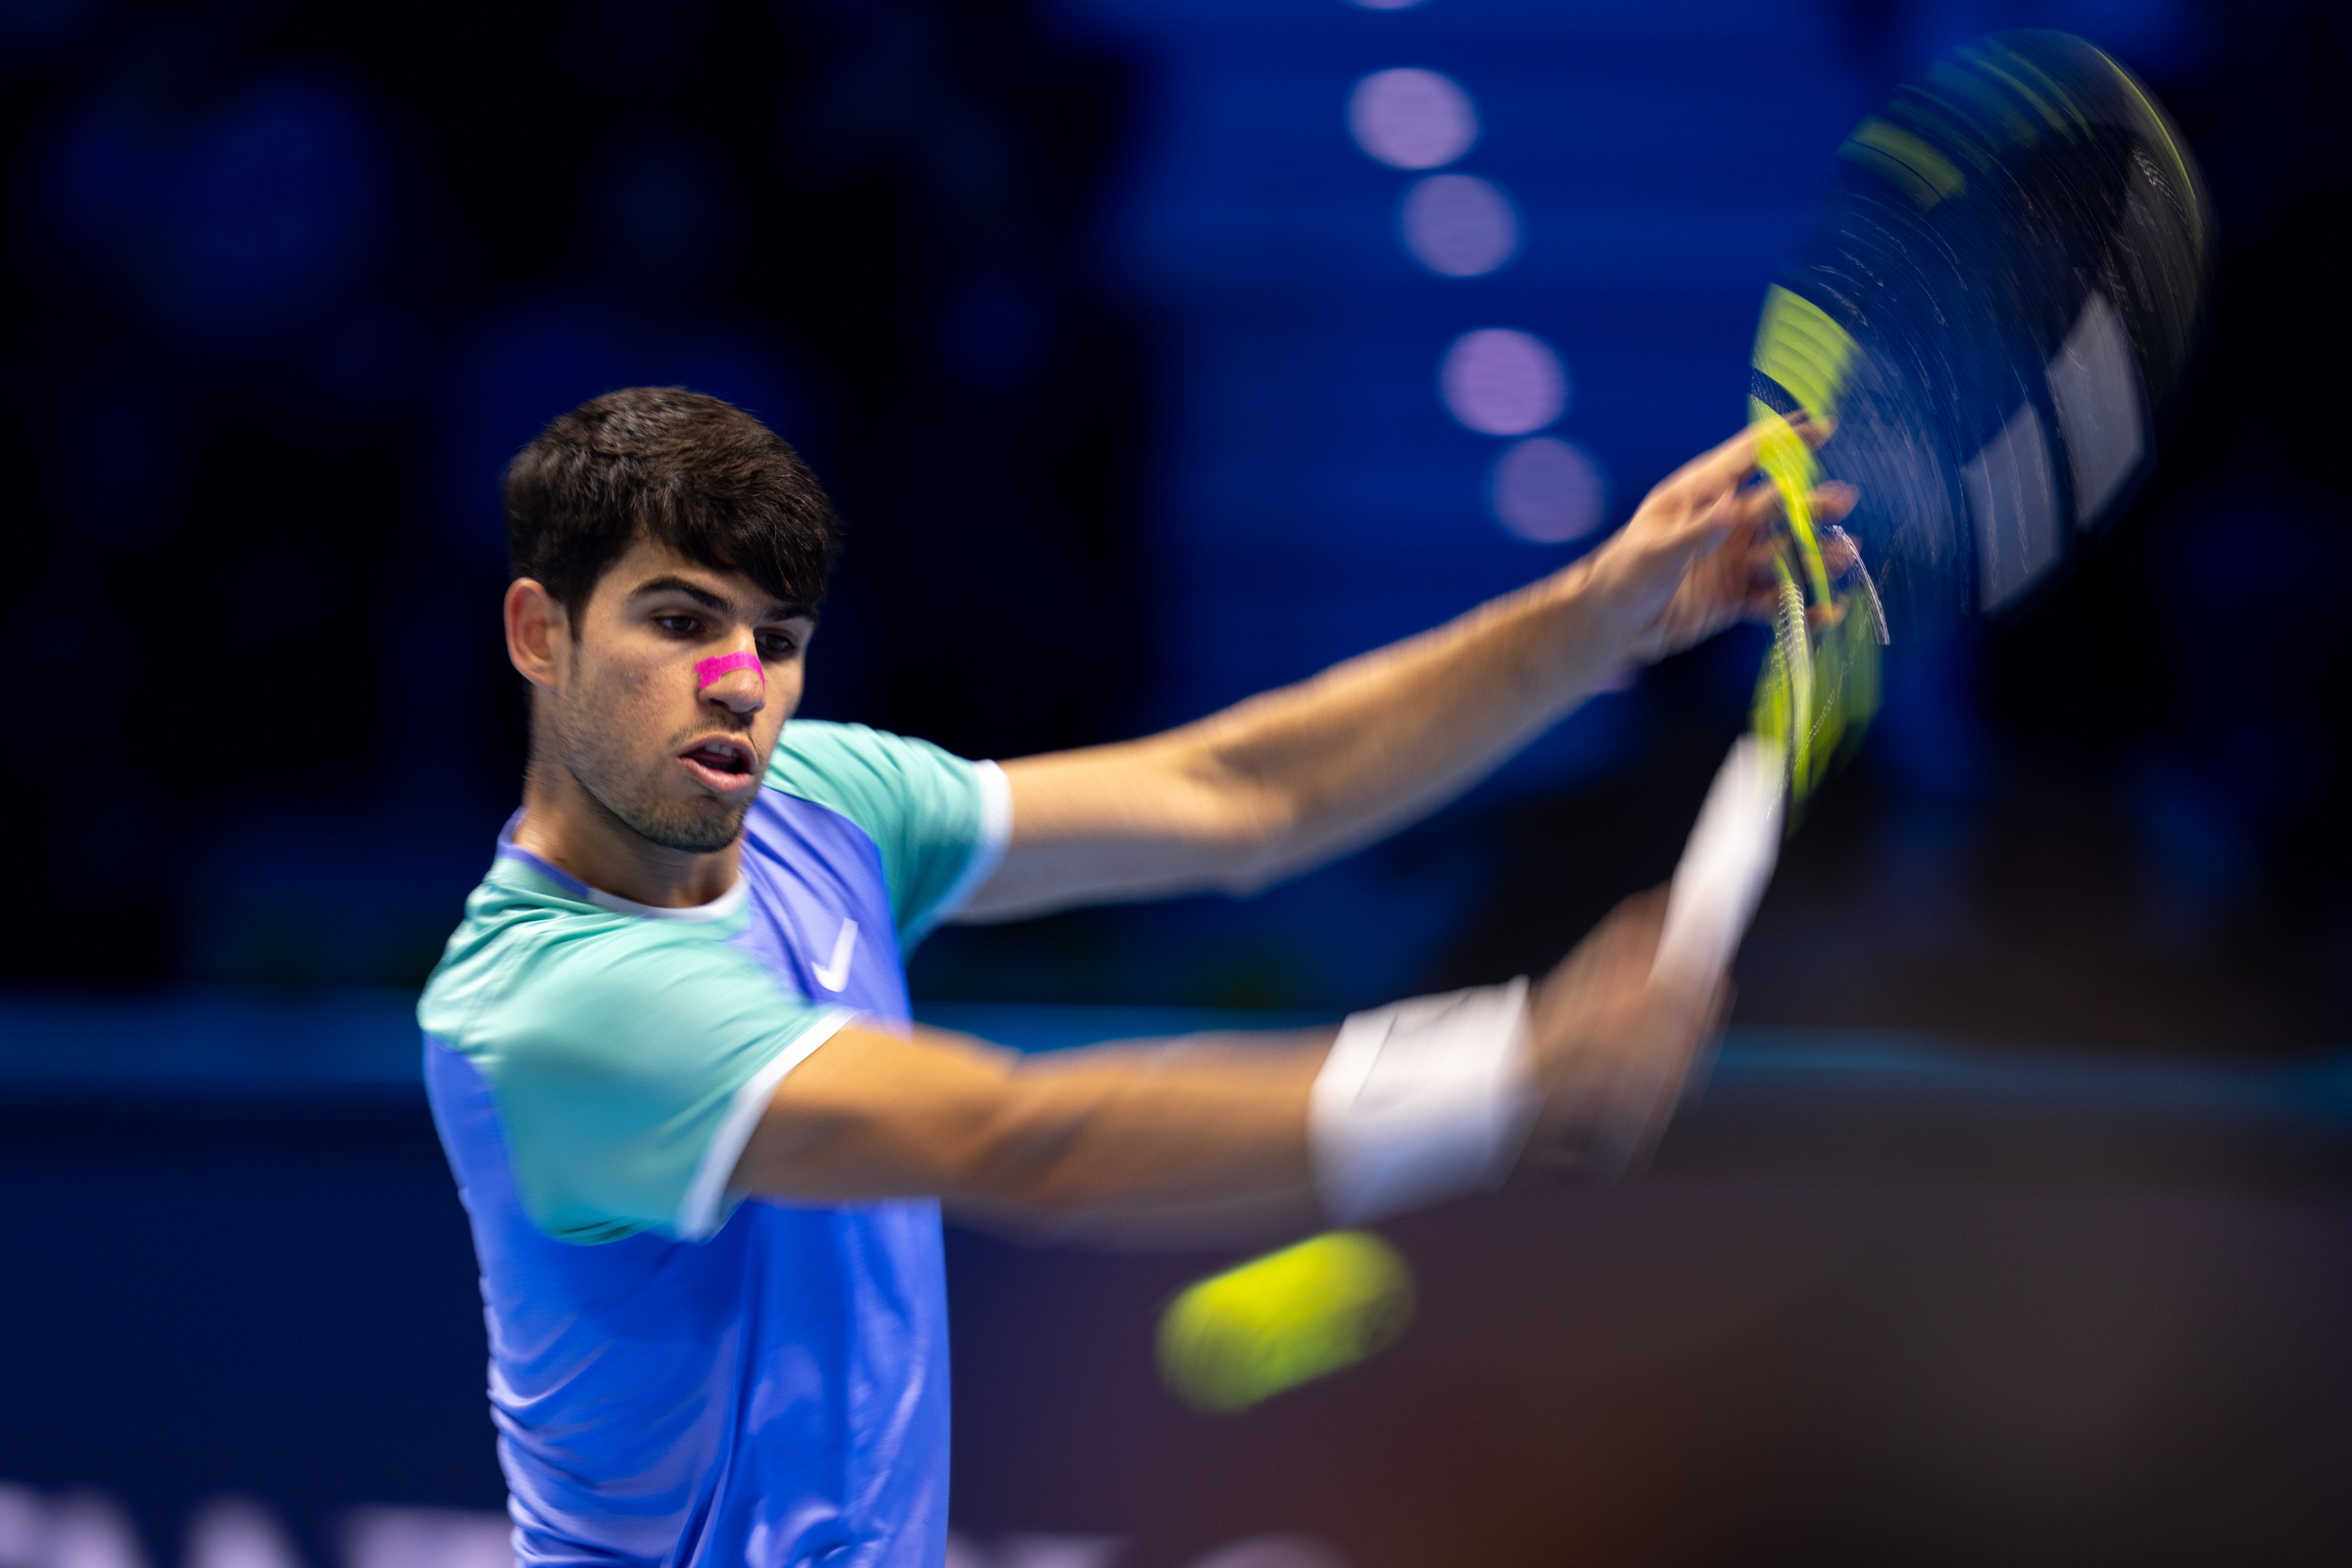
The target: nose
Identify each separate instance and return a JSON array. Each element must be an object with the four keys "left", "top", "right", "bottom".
[{"left": 694, "top": 650, "right": 766, "bottom": 713}]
